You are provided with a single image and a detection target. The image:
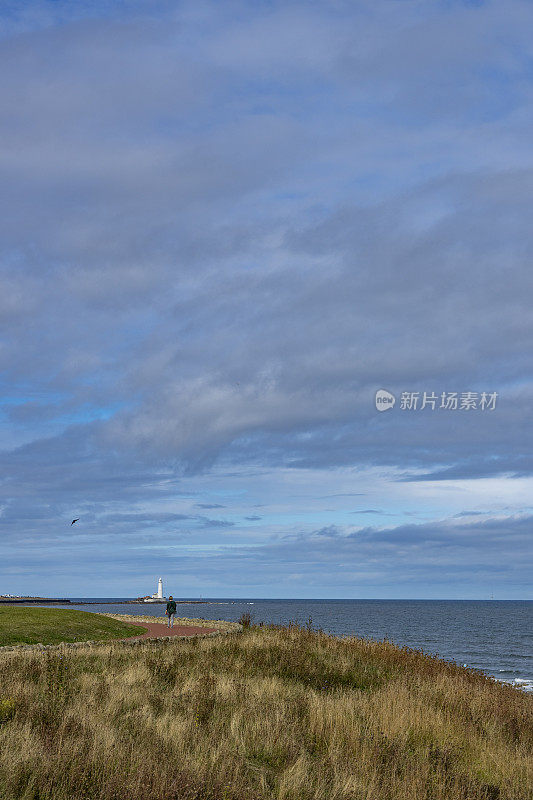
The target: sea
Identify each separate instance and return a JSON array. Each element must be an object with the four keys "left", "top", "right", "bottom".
[{"left": 39, "top": 598, "right": 532, "bottom": 693}]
